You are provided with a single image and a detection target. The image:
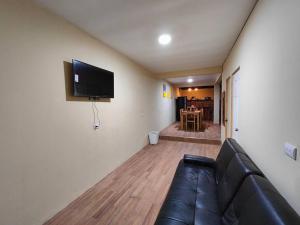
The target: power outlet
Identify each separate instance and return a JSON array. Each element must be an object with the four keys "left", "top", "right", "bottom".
[
  {"left": 284, "top": 143, "right": 297, "bottom": 160},
  {"left": 93, "top": 122, "right": 100, "bottom": 130}
]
